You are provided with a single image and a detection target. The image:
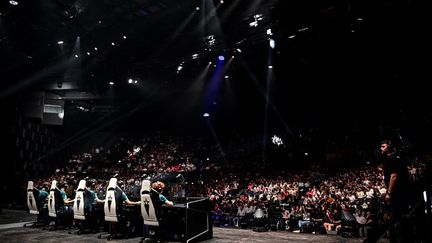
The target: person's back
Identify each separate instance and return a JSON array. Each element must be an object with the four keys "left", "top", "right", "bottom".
[{"left": 38, "top": 189, "right": 48, "bottom": 209}]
